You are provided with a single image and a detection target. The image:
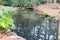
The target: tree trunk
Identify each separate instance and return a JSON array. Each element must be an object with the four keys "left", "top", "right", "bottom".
[
  {"left": 54, "top": 0, "right": 58, "bottom": 9},
  {"left": 47, "top": 0, "right": 50, "bottom": 3}
]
